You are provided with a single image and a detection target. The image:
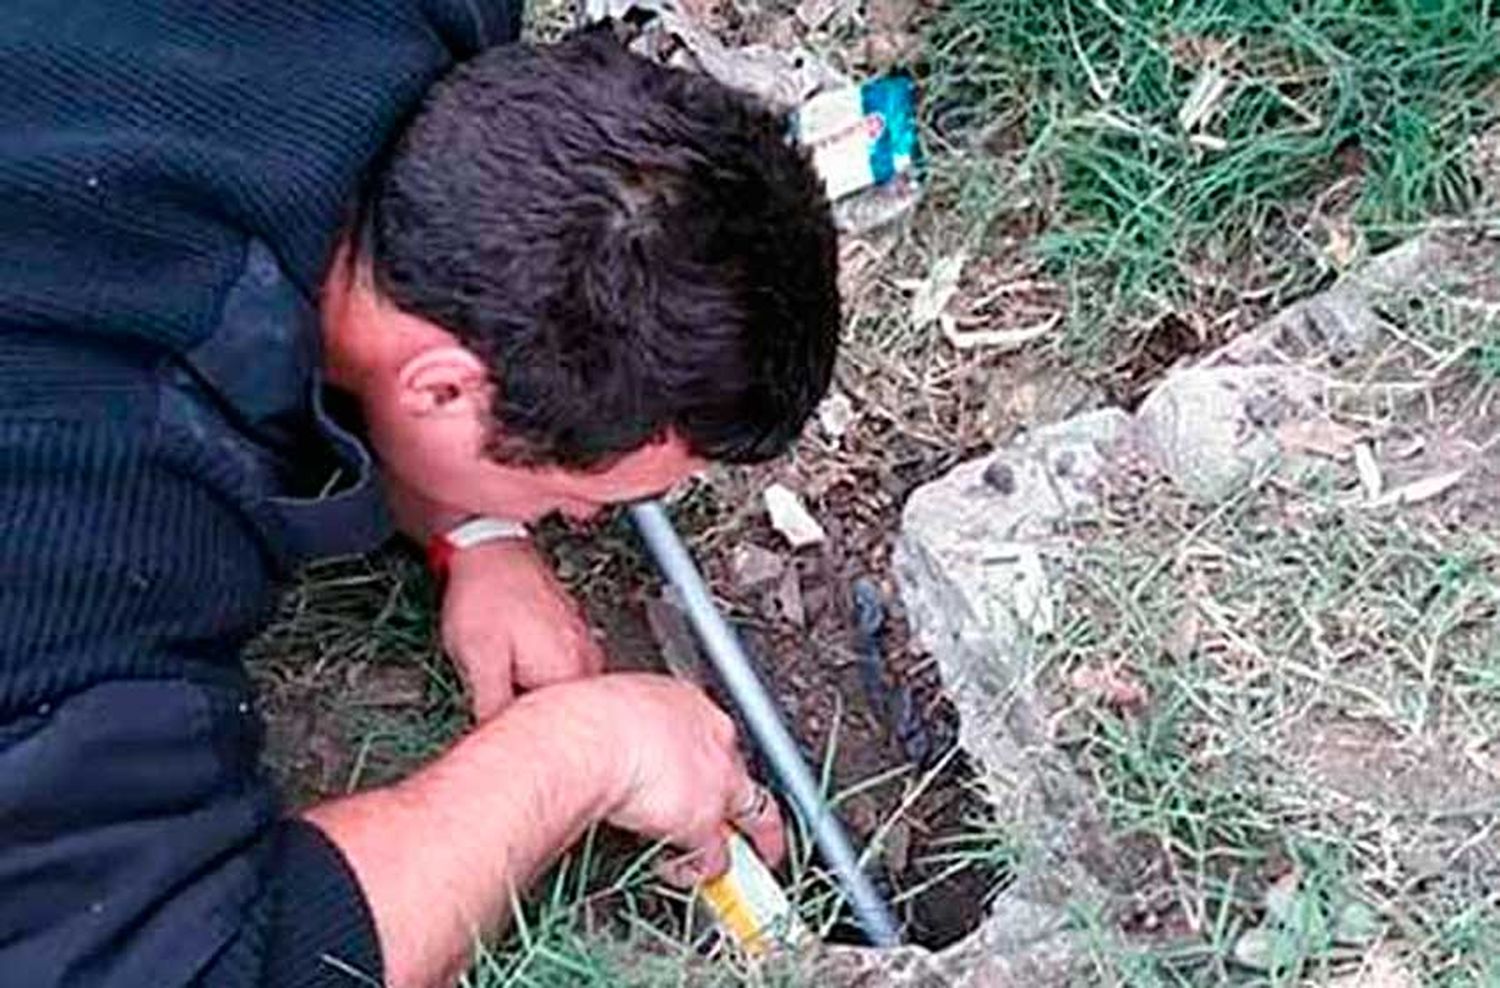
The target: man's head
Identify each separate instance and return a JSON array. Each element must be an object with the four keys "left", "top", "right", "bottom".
[{"left": 324, "top": 29, "right": 840, "bottom": 522}]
